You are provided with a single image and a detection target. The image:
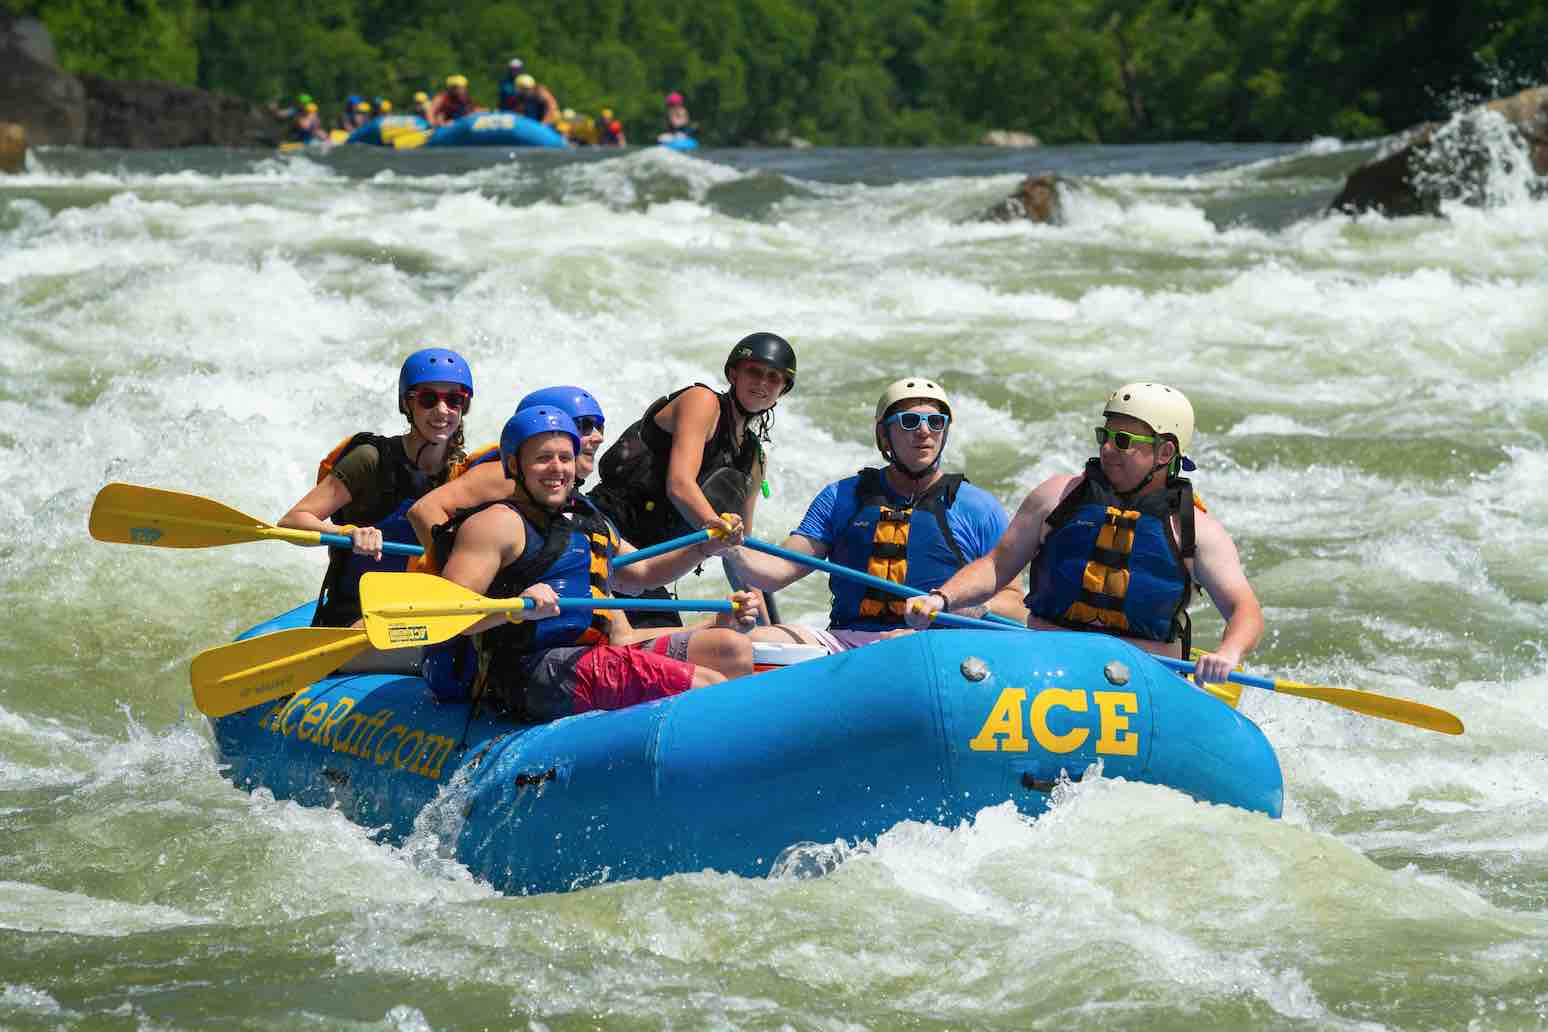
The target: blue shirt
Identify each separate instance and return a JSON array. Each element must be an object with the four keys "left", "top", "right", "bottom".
[{"left": 793, "top": 472, "right": 1010, "bottom": 629}]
